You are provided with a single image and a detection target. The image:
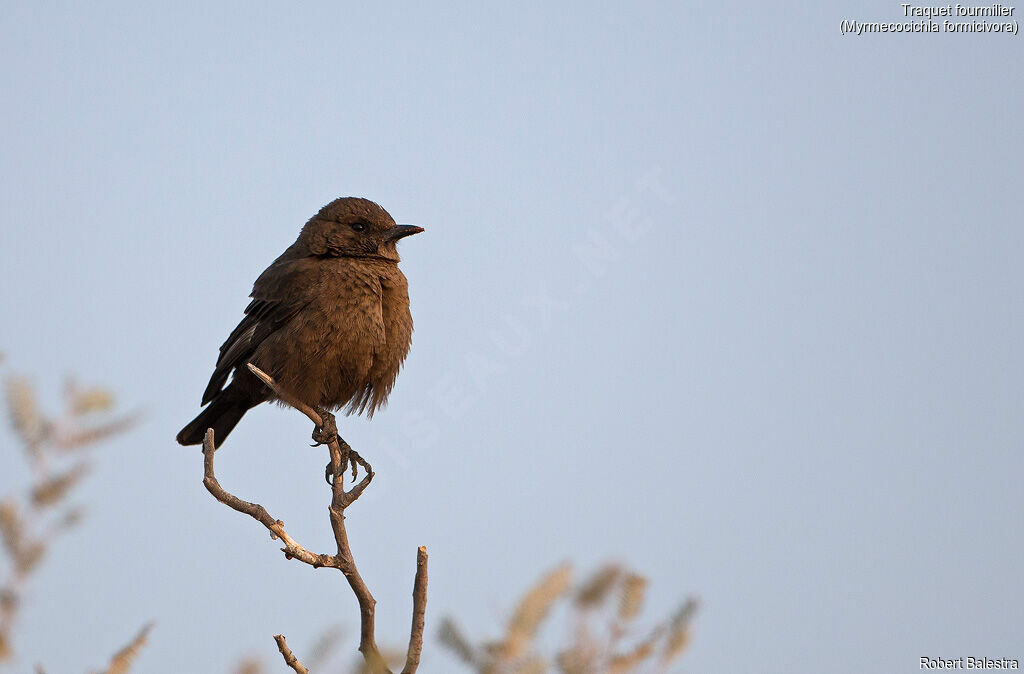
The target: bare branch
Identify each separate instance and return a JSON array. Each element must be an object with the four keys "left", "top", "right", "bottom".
[
  {"left": 204, "top": 366, "right": 429, "bottom": 674},
  {"left": 273, "top": 635, "right": 309, "bottom": 674},
  {"left": 201, "top": 430, "right": 337, "bottom": 569}
]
